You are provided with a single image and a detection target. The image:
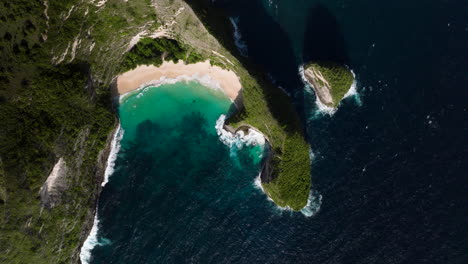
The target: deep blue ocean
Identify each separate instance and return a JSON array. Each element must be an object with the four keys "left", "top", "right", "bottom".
[{"left": 84, "top": 0, "right": 468, "bottom": 263}]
